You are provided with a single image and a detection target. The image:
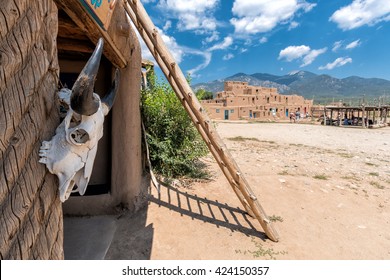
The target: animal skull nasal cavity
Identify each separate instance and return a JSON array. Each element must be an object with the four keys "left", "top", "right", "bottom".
[{"left": 70, "top": 129, "right": 89, "bottom": 144}]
